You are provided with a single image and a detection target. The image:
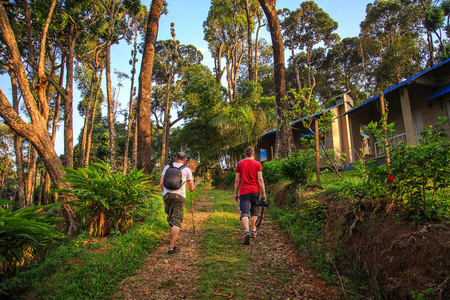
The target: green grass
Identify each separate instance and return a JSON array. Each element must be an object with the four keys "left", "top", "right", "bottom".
[
  {"left": 193, "top": 189, "right": 250, "bottom": 299},
  {"left": 0, "top": 196, "right": 168, "bottom": 300}
]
